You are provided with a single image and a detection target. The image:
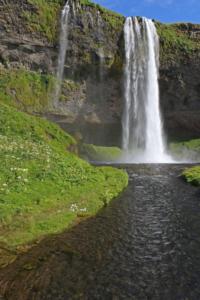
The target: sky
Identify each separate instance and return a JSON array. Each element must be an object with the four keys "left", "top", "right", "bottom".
[{"left": 93, "top": 0, "right": 200, "bottom": 23}]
